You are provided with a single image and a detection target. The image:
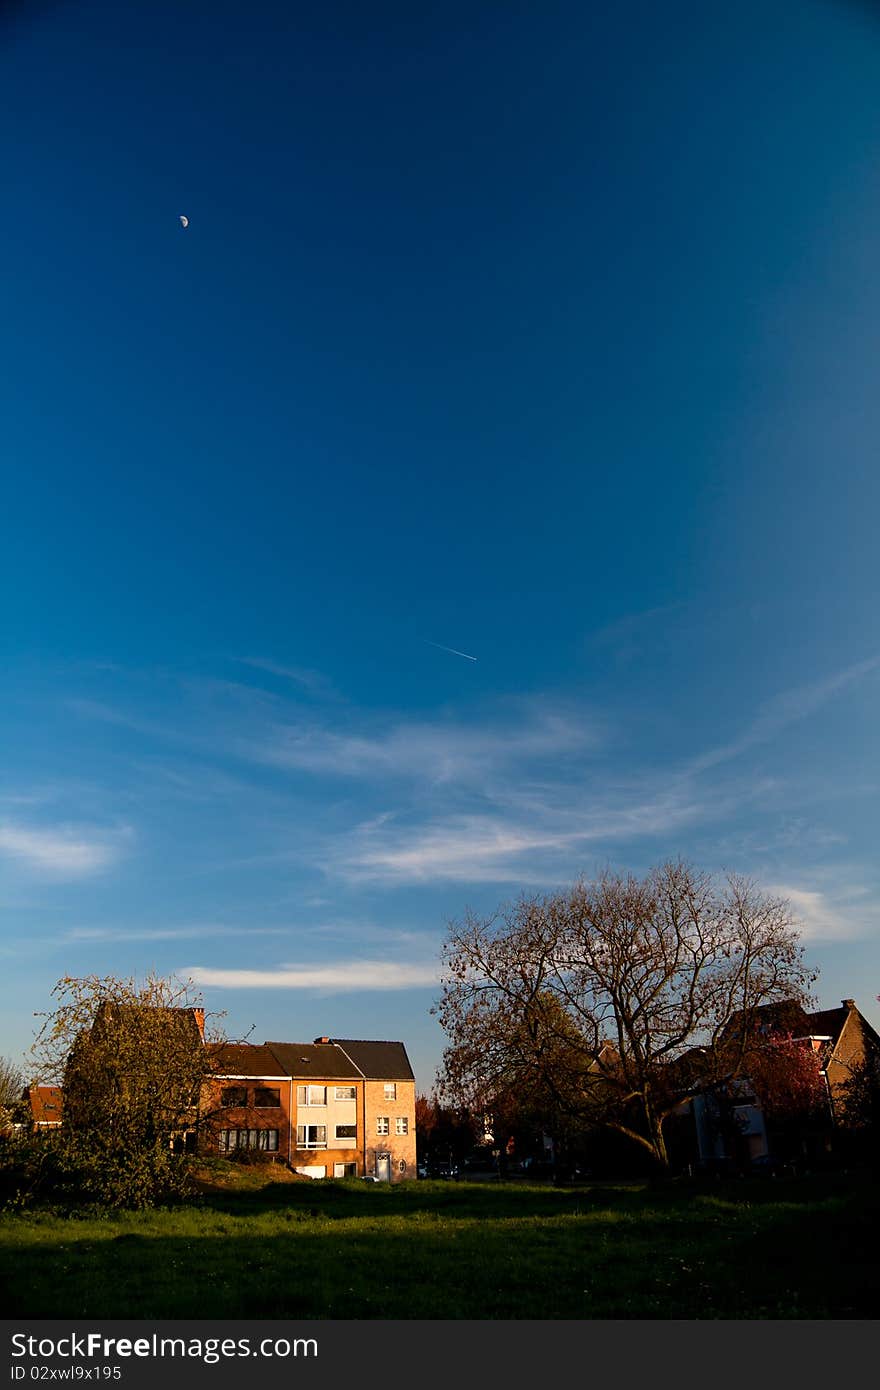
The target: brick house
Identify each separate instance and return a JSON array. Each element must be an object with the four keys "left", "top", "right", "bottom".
[
  {"left": 805, "top": 999, "right": 880, "bottom": 1123},
  {"left": 199, "top": 1035, "right": 417, "bottom": 1181},
  {"left": 330, "top": 1038, "right": 417, "bottom": 1183},
  {"left": 672, "top": 997, "right": 880, "bottom": 1171},
  {"left": 201, "top": 1044, "right": 292, "bottom": 1163},
  {"left": 23, "top": 1085, "right": 63, "bottom": 1130}
]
